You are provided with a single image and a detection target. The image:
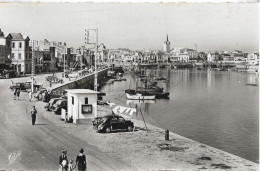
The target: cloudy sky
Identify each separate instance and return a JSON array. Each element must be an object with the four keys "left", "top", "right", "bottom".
[{"left": 0, "top": 2, "right": 258, "bottom": 52}]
